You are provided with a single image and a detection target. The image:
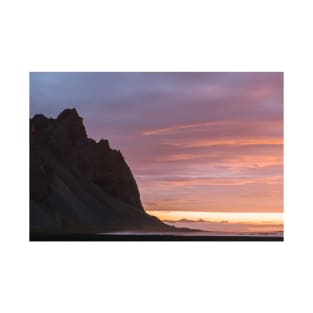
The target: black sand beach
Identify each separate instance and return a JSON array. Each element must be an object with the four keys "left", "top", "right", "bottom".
[{"left": 30, "top": 232, "right": 283, "bottom": 241}]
